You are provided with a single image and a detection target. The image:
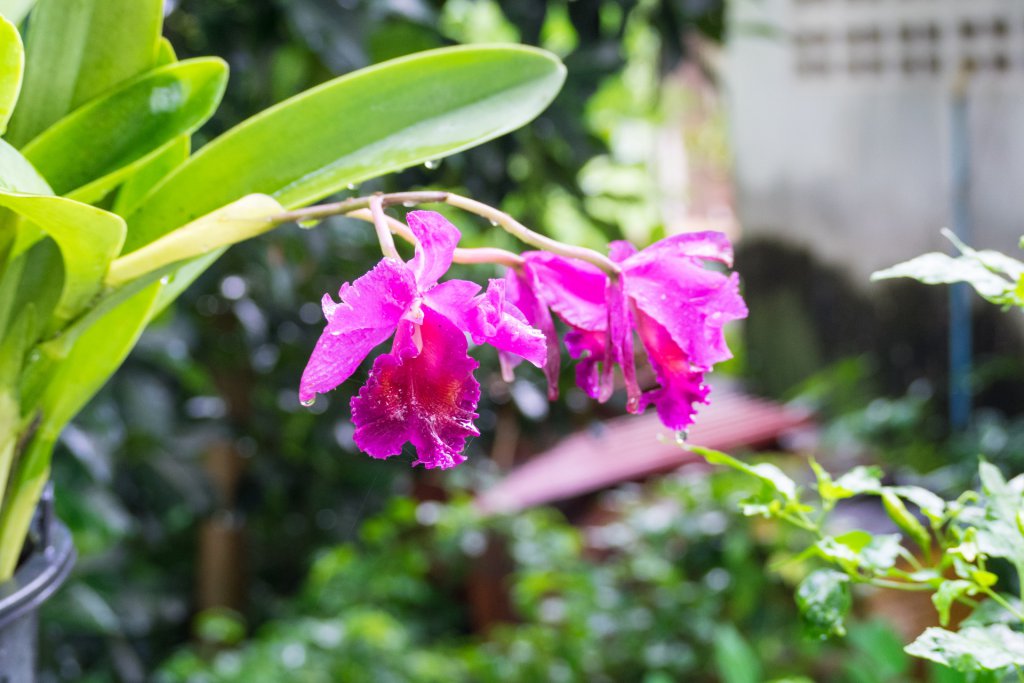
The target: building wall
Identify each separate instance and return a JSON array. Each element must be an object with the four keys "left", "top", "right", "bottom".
[{"left": 727, "top": 0, "right": 1024, "bottom": 283}]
